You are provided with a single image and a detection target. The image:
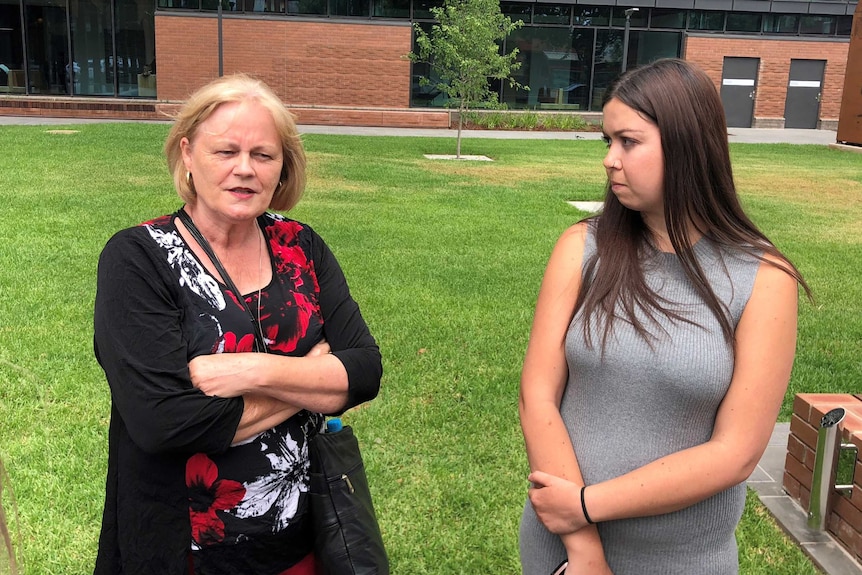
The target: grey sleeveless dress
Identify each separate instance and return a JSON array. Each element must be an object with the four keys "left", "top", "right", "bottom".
[{"left": 519, "top": 228, "right": 761, "bottom": 575}]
